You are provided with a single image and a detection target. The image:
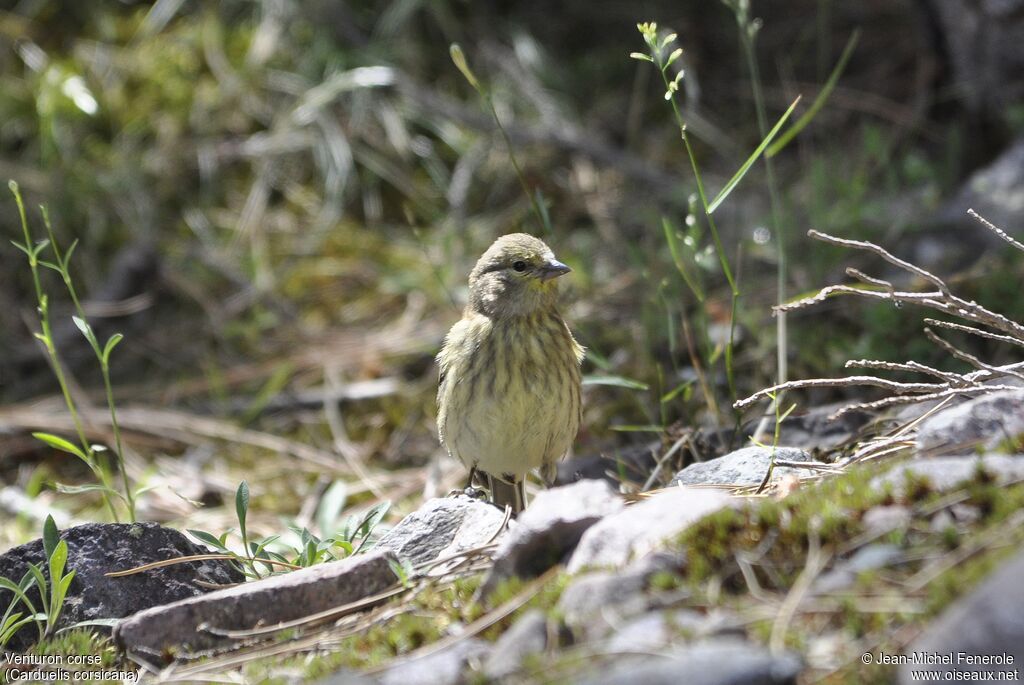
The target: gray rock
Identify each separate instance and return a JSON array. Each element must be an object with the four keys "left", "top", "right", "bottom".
[
  {"left": 813, "top": 544, "right": 904, "bottom": 594},
  {"left": 604, "top": 609, "right": 739, "bottom": 653},
  {"left": 916, "top": 390, "right": 1024, "bottom": 455},
  {"left": 482, "top": 609, "right": 548, "bottom": 679},
  {"left": 671, "top": 447, "right": 818, "bottom": 487},
  {"left": 481, "top": 480, "right": 622, "bottom": 594},
  {"left": 763, "top": 403, "right": 871, "bottom": 455},
  {"left": 872, "top": 455, "right": 1024, "bottom": 495},
  {"left": 568, "top": 487, "right": 732, "bottom": 572},
  {"left": 0, "top": 522, "right": 243, "bottom": 651},
  {"left": 376, "top": 495, "right": 507, "bottom": 567},
  {"left": 558, "top": 551, "right": 683, "bottom": 640},
  {"left": 316, "top": 670, "right": 381, "bottom": 685},
  {"left": 898, "top": 548, "right": 1024, "bottom": 684},
  {"left": 862, "top": 505, "right": 912, "bottom": 534},
  {"left": 578, "top": 638, "right": 802, "bottom": 685},
  {"left": 931, "top": 138, "right": 1024, "bottom": 265},
  {"left": 924, "top": 2, "right": 1024, "bottom": 115},
  {"left": 113, "top": 550, "right": 399, "bottom": 659},
  {"left": 378, "top": 638, "right": 489, "bottom": 685}
]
